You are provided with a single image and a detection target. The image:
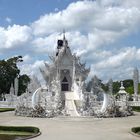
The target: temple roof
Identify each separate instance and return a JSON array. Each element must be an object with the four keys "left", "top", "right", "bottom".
[{"left": 40, "top": 34, "right": 90, "bottom": 81}]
